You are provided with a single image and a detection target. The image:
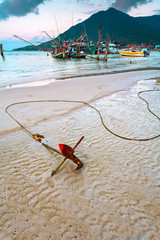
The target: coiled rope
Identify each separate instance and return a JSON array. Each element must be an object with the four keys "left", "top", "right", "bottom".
[{"left": 5, "top": 90, "right": 160, "bottom": 142}]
